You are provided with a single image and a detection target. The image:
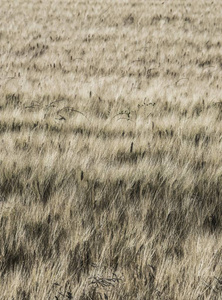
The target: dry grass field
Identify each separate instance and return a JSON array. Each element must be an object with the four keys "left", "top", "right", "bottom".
[{"left": 0, "top": 0, "right": 222, "bottom": 299}]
